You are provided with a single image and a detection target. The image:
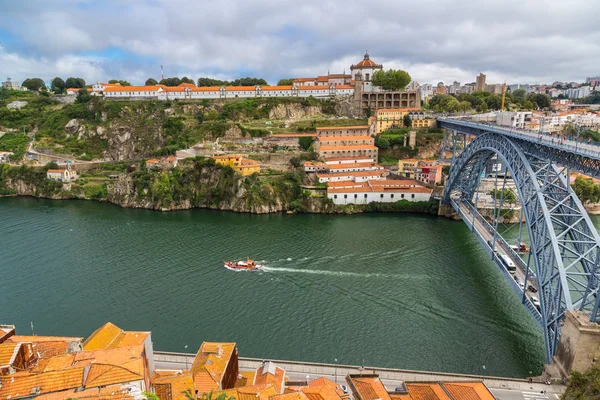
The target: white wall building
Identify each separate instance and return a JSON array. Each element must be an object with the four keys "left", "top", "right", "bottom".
[
  {"left": 0, "top": 151, "right": 14, "bottom": 163},
  {"left": 327, "top": 179, "right": 431, "bottom": 205},
  {"left": 2, "top": 79, "right": 21, "bottom": 90},
  {"left": 496, "top": 111, "right": 533, "bottom": 129},
  {"left": 565, "top": 86, "right": 591, "bottom": 99},
  {"left": 350, "top": 52, "right": 383, "bottom": 93}
]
